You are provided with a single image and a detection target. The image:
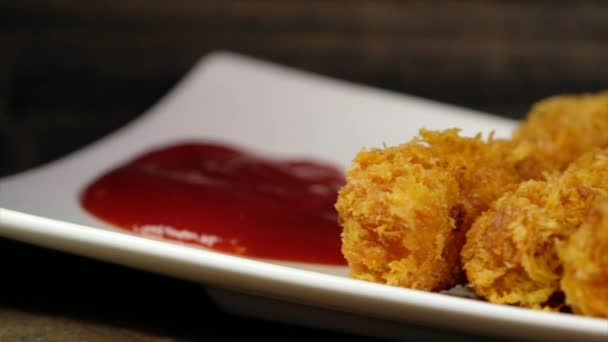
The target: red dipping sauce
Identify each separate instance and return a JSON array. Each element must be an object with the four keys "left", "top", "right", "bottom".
[{"left": 81, "top": 143, "right": 347, "bottom": 265}]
